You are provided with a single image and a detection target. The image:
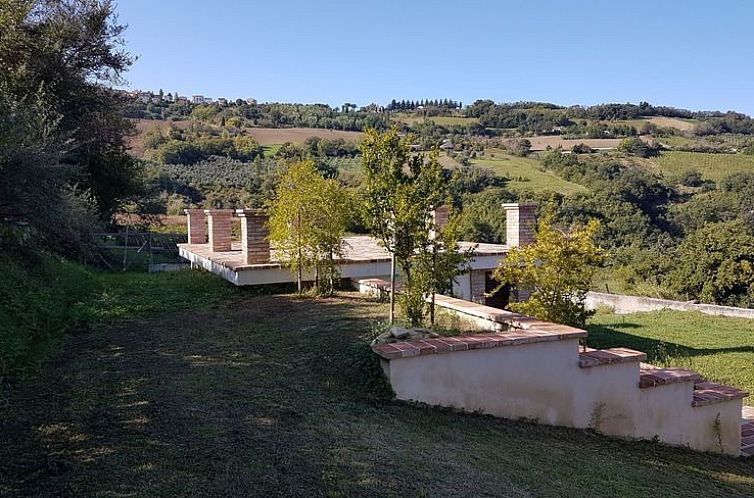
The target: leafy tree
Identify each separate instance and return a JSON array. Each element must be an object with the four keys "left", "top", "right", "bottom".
[
  {"left": 506, "top": 138, "right": 532, "bottom": 157},
  {"left": 360, "top": 129, "right": 445, "bottom": 325},
  {"left": 267, "top": 160, "right": 352, "bottom": 295},
  {"left": 416, "top": 214, "right": 475, "bottom": 326},
  {"left": 617, "top": 137, "right": 661, "bottom": 158},
  {"left": 0, "top": 0, "right": 141, "bottom": 253},
  {"left": 668, "top": 221, "right": 754, "bottom": 307},
  {"left": 493, "top": 205, "right": 603, "bottom": 328}
]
